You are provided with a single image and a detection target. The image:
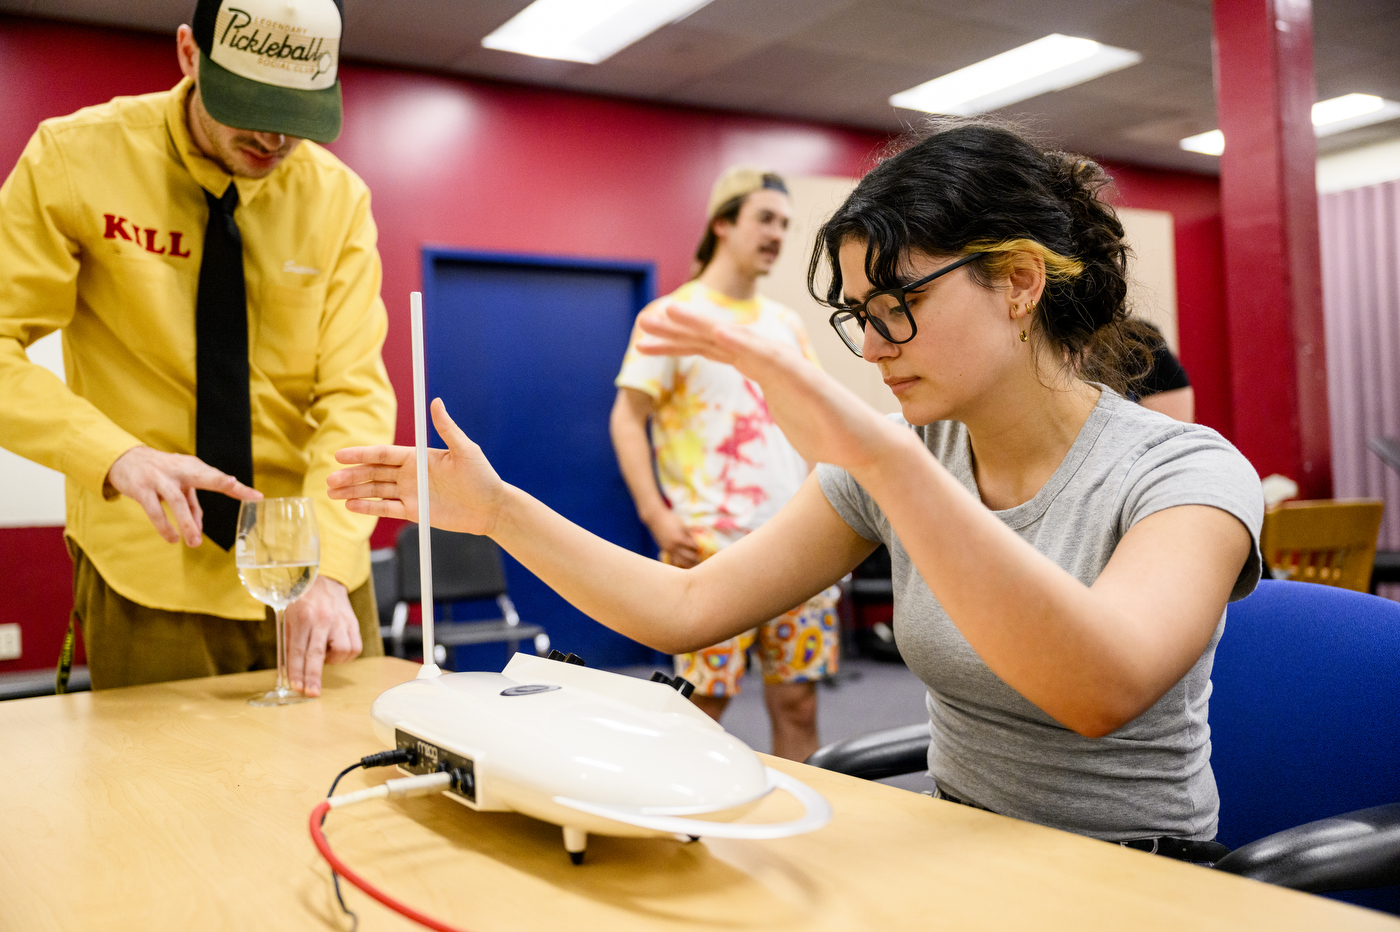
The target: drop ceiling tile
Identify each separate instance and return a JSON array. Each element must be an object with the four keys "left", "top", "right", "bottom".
[
  {"left": 679, "top": 0, "right": 862, "bottom": 43},
  {"left": 782, "top": 5, "right": 1015, "bottom": 63},
  {"left": 1317, "top": 123, "right": 1400, "bottom": 156},
  {"left": 1094, "top": 2, "right": 1213, "bottom": 69},
  {"left": 343, "top": 0, "right": 520, "bottom": 69},
  {"left": 448, "top": 46, "right": 585, "bottom": 85},
  {"left": 2, "top": 0, "right": 185, "bottom": 31},
  {"left": 564, "top": 21, "right": 773, "bottom": 95},
  {"left": 1072, "top": 61, "right": 1216, "bottom": 112},
  {"left": 1315, "top": 50, "right": 1400, "bottom": 101},
  {"left": 947, "top": 0, "right": 1144, "bottom": 37}
]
